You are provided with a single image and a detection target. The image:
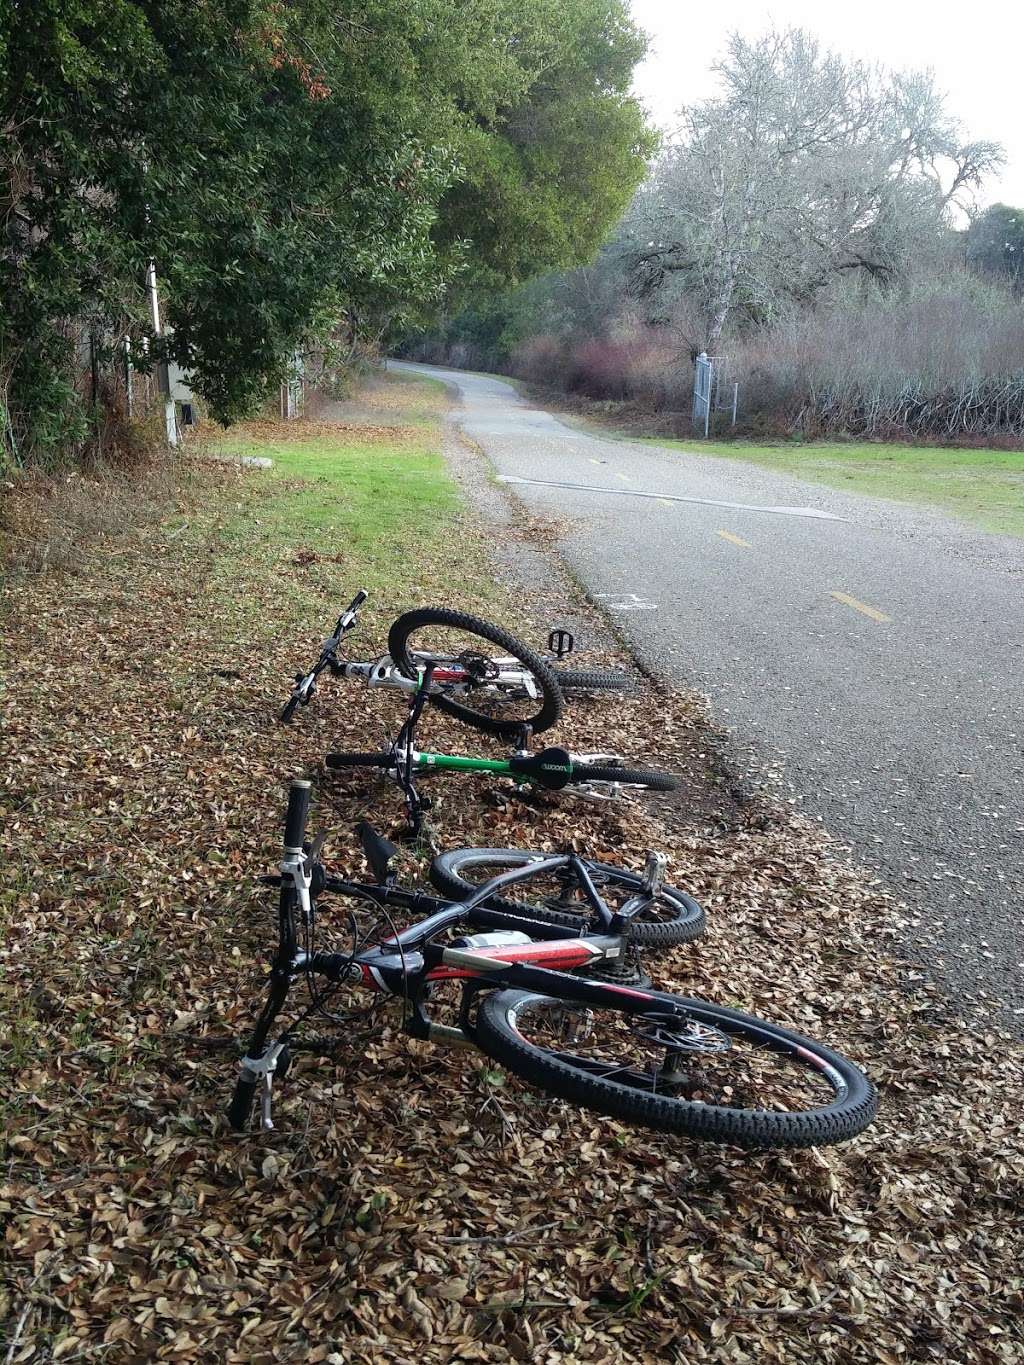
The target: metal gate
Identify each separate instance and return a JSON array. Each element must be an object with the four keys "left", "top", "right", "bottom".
[{"left": 692, "top": 352, "right": 738, "bottom": 436}]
